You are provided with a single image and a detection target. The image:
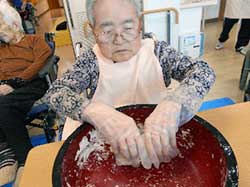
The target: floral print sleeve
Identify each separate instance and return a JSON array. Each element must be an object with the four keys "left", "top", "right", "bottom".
[
  {"left": 45, "top": 39, "right": 215, "bottom": 124},
  {"left": 155, "top": 41, "right": 216, "bottom": 125},
  {"left": 45, "top": 50, "right": 99, "bottom": 122}
]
